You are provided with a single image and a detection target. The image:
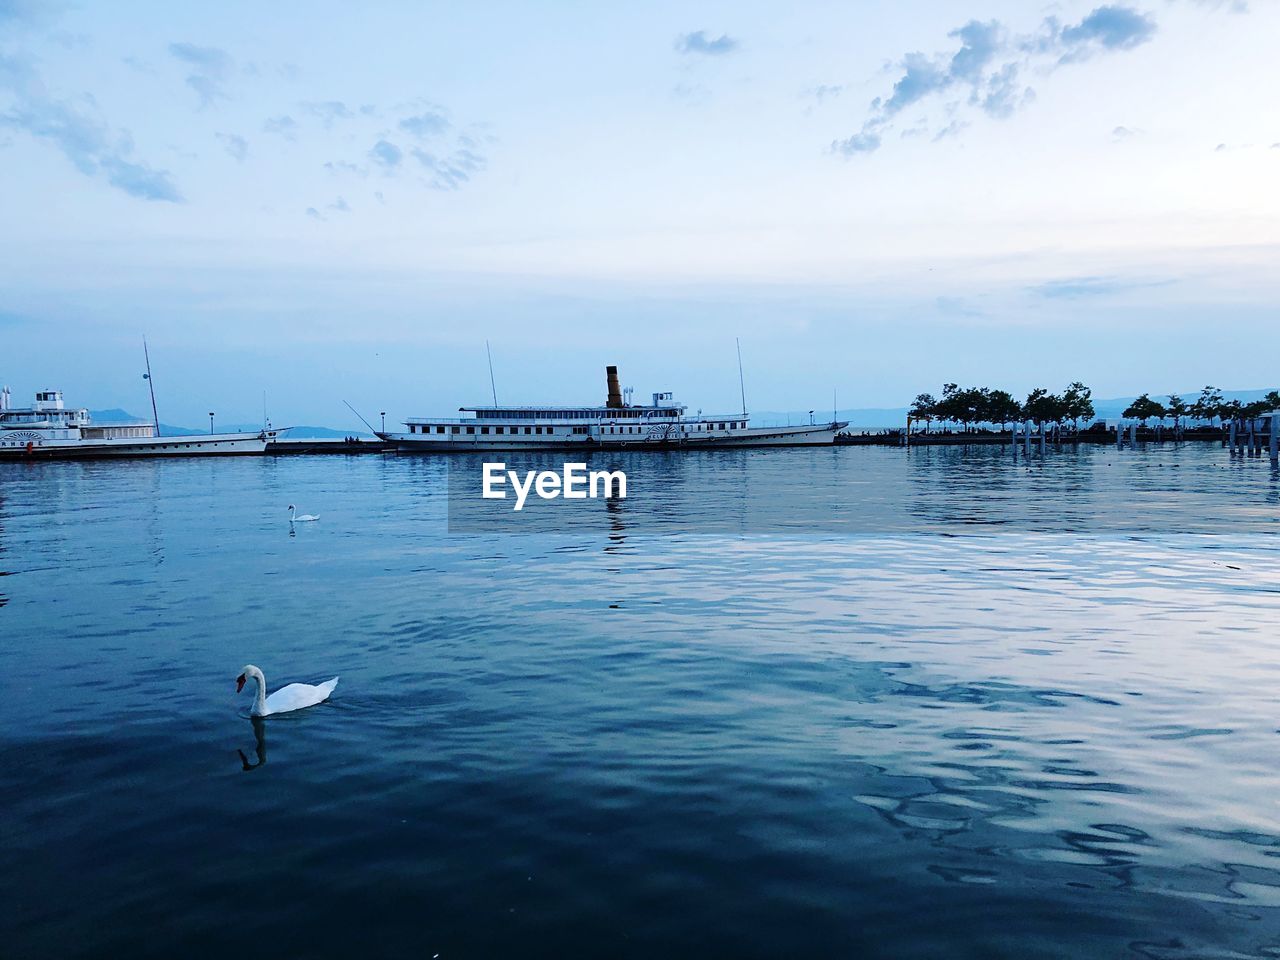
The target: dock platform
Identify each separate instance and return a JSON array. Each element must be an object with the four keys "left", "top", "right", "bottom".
[{"left": 267, "top": 438, "right": 391, "bottom": 455}]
